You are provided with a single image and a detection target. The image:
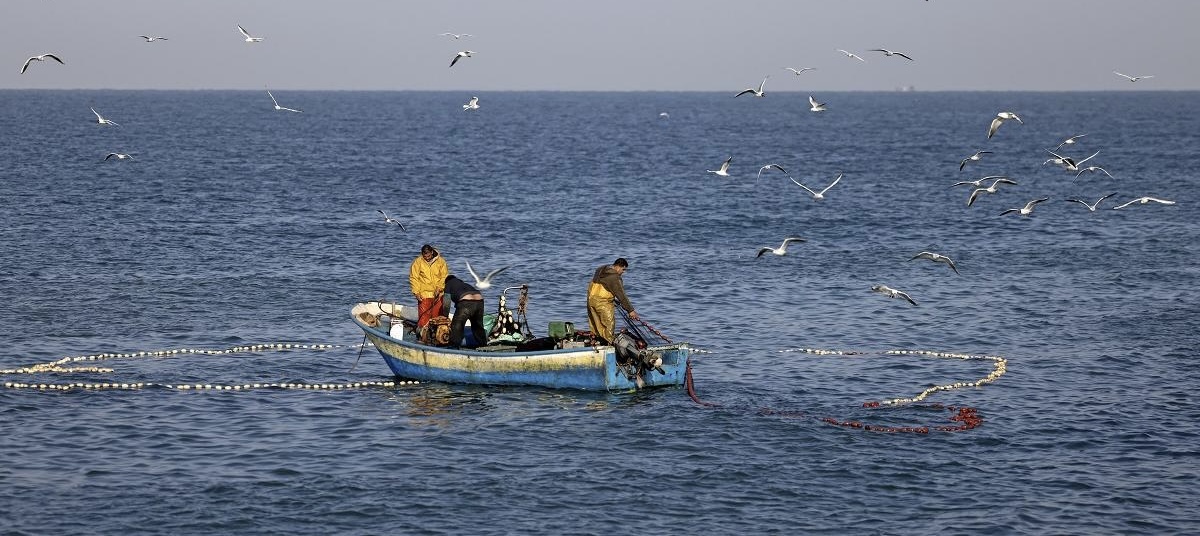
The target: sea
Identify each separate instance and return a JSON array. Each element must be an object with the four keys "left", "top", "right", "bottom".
[{"left": 1, "top": 90, "right": 1198, "bottom": 535}]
